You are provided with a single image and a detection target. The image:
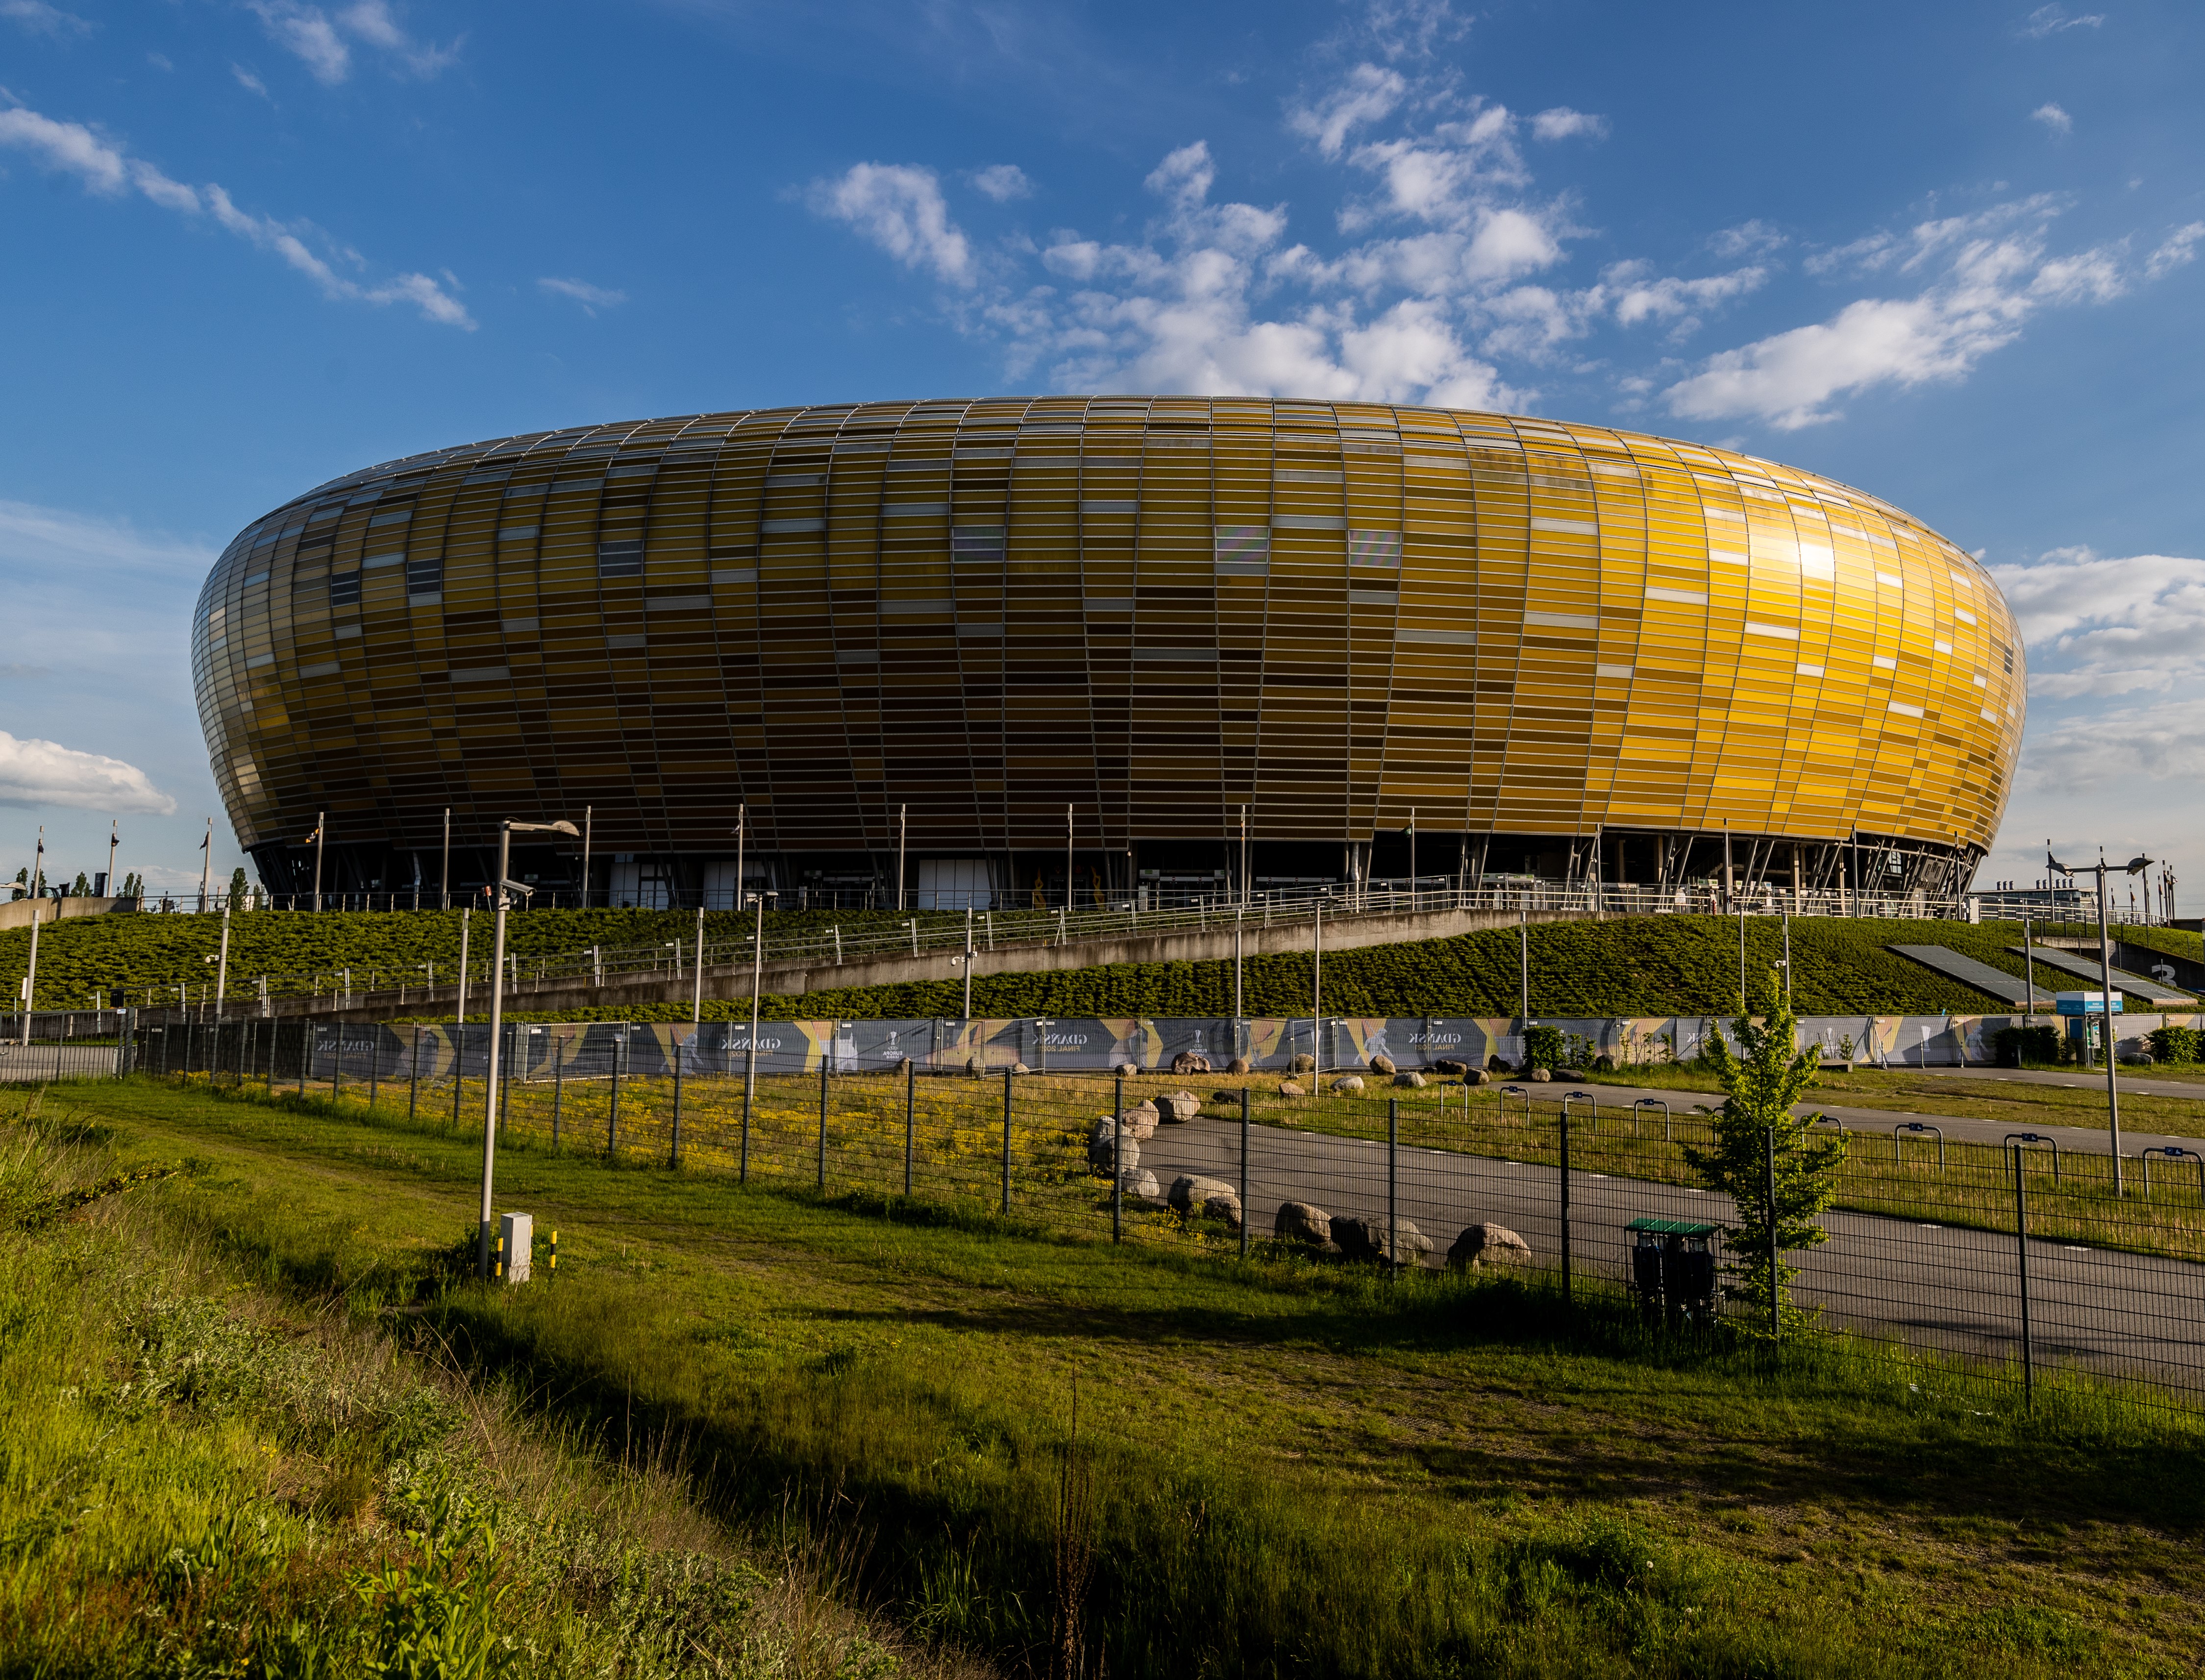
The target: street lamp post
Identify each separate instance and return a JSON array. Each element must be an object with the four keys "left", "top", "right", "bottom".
[
  {"left": 18, "top": 829, "right": 44, "bottom": 1045},
  {"left": 198, "top": 818, "right": 212, "bottom": 914},
  {"left": 477, "top": 817, "right": 579, "bottom": 1278},
  {"left": 311, "top": 812, "right": 325, "bottom": 912},
  {"left": 2049, "top": 843, "right": 2154, "bottom": 1195}
]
